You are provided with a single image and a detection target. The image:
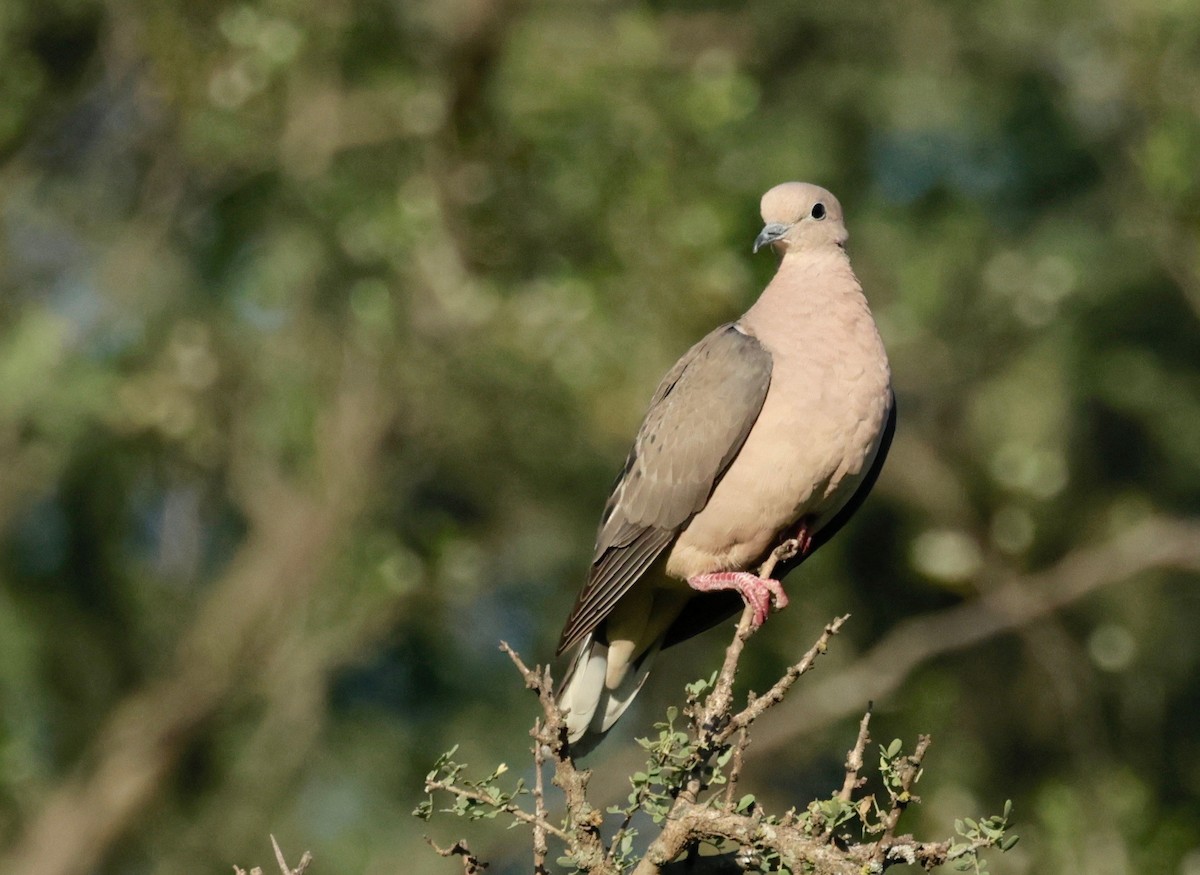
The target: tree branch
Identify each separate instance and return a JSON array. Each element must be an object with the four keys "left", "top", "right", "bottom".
[{"left": 422, "top": 536, "right": 1018, "bottom": 875}]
